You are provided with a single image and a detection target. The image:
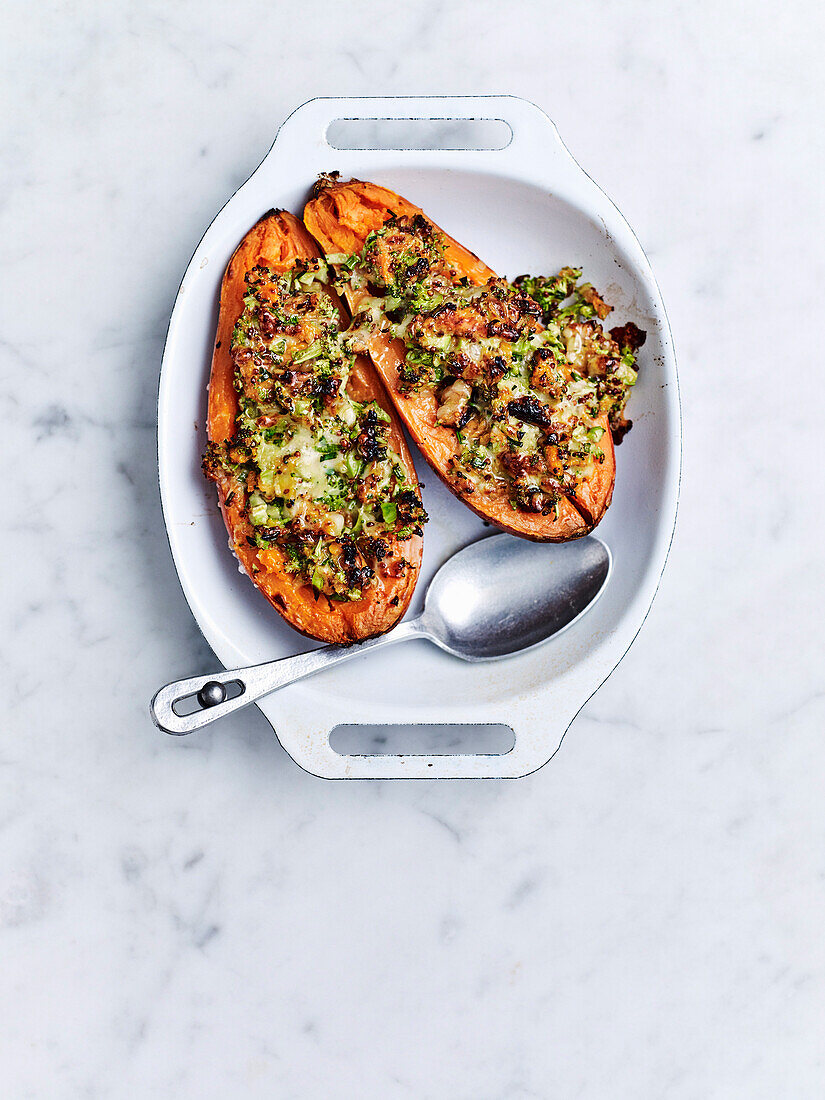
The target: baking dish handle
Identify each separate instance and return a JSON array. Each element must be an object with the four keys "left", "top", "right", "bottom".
[
  {"left": 270, "top": 95, "right": 571, "bottom": 170},
  {"left": 277, "top": 715, "right": 572, "bottom": 781}
]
